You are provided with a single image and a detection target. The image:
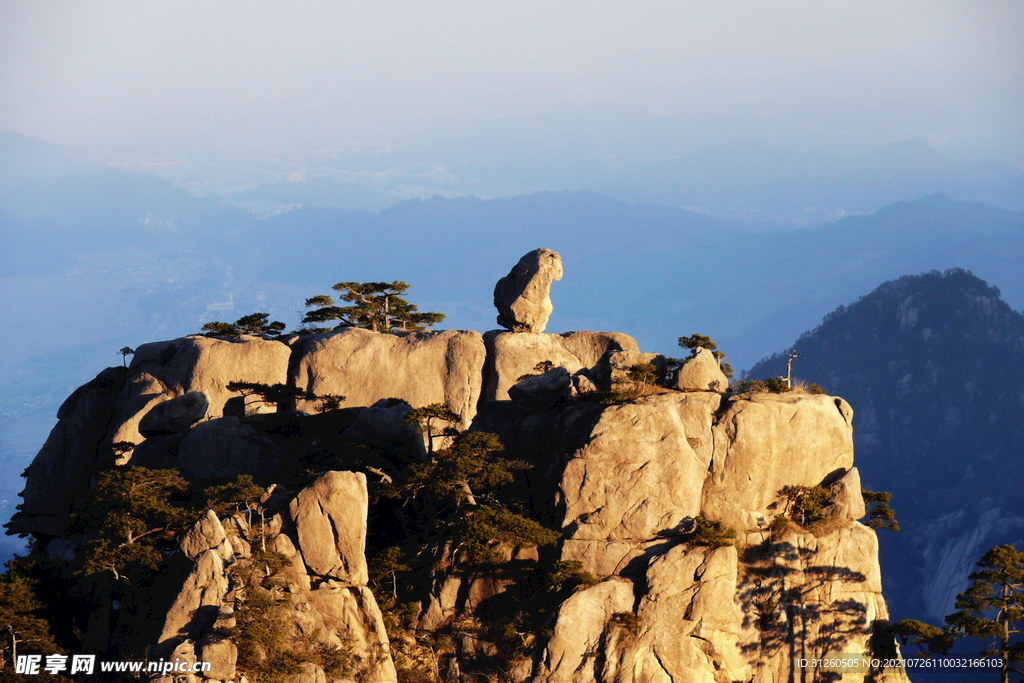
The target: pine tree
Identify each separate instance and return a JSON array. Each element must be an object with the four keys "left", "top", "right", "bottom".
[
  {"left": 202, "top": 312, "right": 286, "bottom": 337},
  {"left": 71, "top": 467, "right": 193, "bottom": 581},
  {"left": 118, "top": 346, "right": 134, "bottom": 367},
  {"left": 406, "top": 431, "right": 557, "bottom": 565},
  {"left": 303, "top": 281, "right": 444, "bottom": 333},
  {"left": 405, "top": 403, "right": 461, "bottom": 454},
  {"left": 945, "top": 545, "right": 1024, "bottom": 683},
  {"left": 0, "top": 558, "right": 64, "bottom": 673}
]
